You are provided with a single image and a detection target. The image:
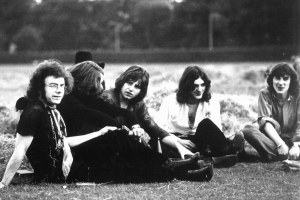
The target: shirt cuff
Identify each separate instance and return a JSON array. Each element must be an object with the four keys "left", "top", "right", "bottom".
[{"left": 258, "top": 116, "right": 280, "bottom": 132}]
